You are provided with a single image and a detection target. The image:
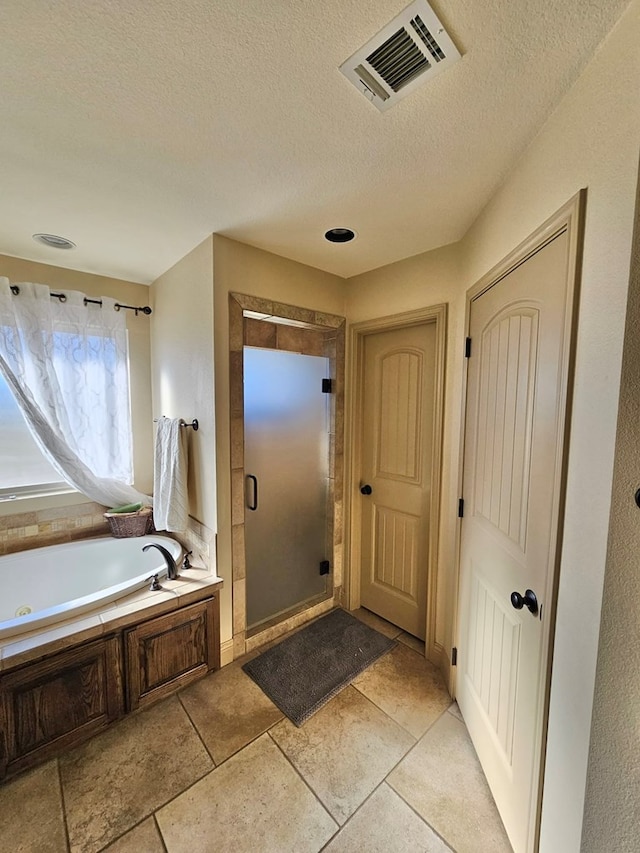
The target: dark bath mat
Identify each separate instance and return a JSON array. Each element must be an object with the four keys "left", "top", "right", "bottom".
[{"left": 242, "top": 608, "right": 396, "bottom": 726}]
